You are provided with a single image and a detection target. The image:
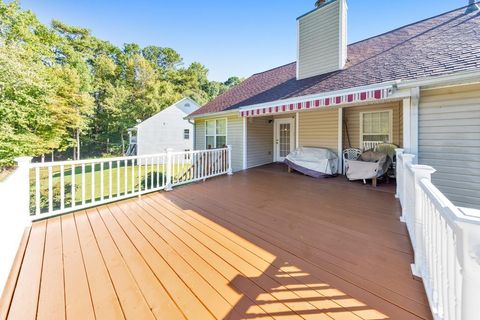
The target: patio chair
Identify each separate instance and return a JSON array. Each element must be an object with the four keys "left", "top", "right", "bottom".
[
  {"left": 345, "top": 151, "right": 391, "bottom": 187},
  {"left": 342, "top": 148, "right": 362, "bottom": 174},
  {"left": 374, "top": 143, "right": 398, "bottom": 178}
]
